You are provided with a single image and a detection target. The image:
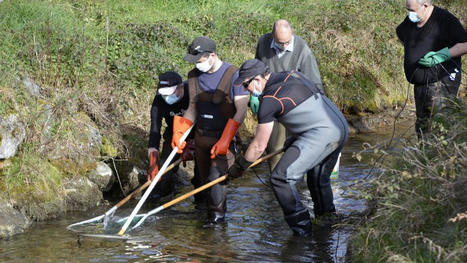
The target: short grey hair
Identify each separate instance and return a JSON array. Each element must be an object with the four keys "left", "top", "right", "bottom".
[{"left": 416, "top": 0, "right": 432, "bottom": 5}]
